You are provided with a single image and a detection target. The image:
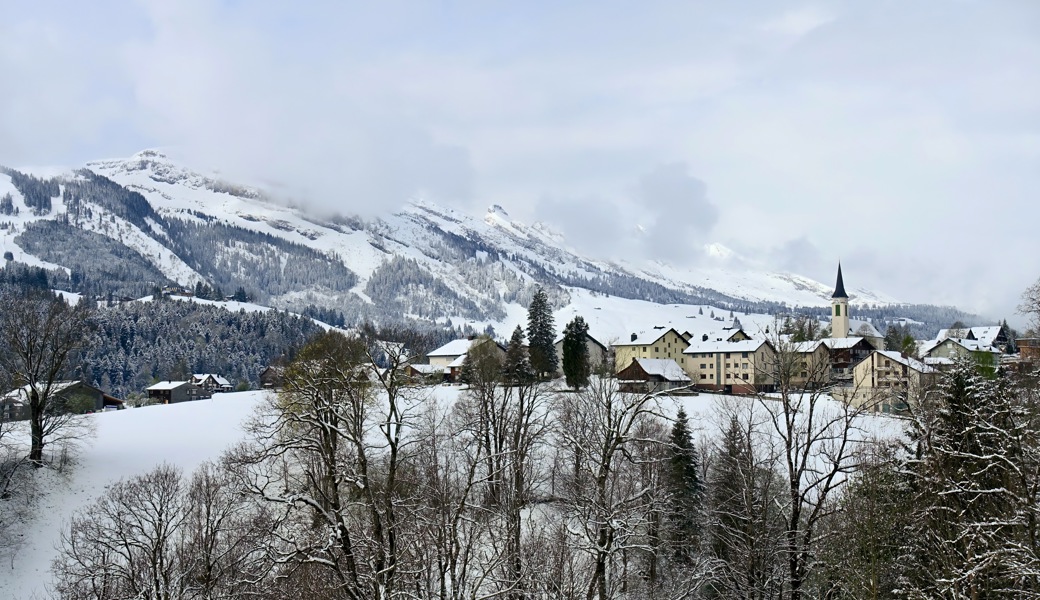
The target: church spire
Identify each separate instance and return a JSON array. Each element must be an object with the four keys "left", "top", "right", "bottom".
[{"left": 831, "top": 263, "right": 848, "bottom": 299}]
